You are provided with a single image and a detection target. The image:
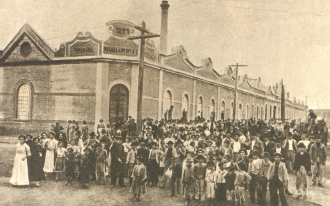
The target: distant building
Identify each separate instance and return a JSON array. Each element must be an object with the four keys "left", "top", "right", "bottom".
[{"left": 0, "top": 1, "right": 307, "bottom": 135}]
